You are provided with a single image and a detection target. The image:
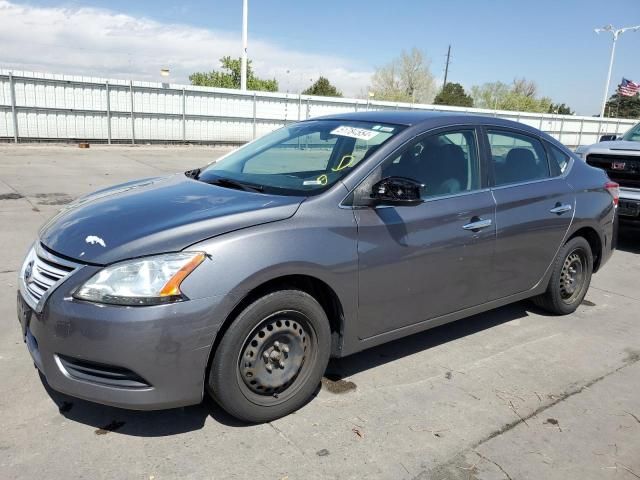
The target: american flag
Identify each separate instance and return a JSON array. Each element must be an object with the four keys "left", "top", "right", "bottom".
[{"left": 618, "top": 78, "right": 640, "bottom": 97}]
